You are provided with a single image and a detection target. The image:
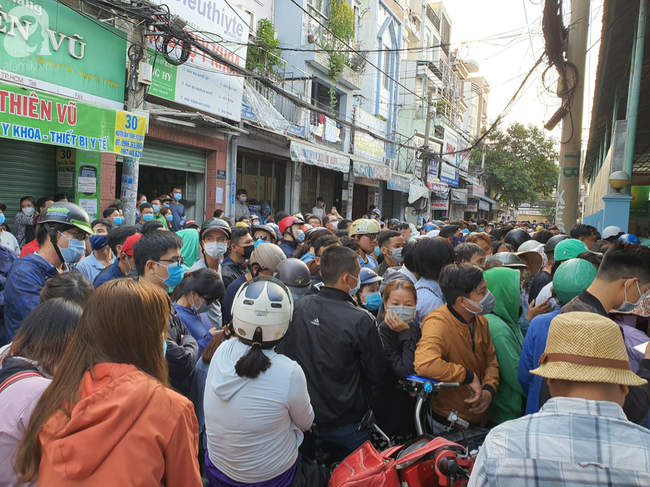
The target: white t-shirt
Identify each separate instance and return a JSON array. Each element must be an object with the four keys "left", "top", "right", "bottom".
[
  {"left": 311, "top": 206, "right": 325, "bottom": 219},
  {"left": 0, "top": 231, "right": 20, "bottom": 255}
]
